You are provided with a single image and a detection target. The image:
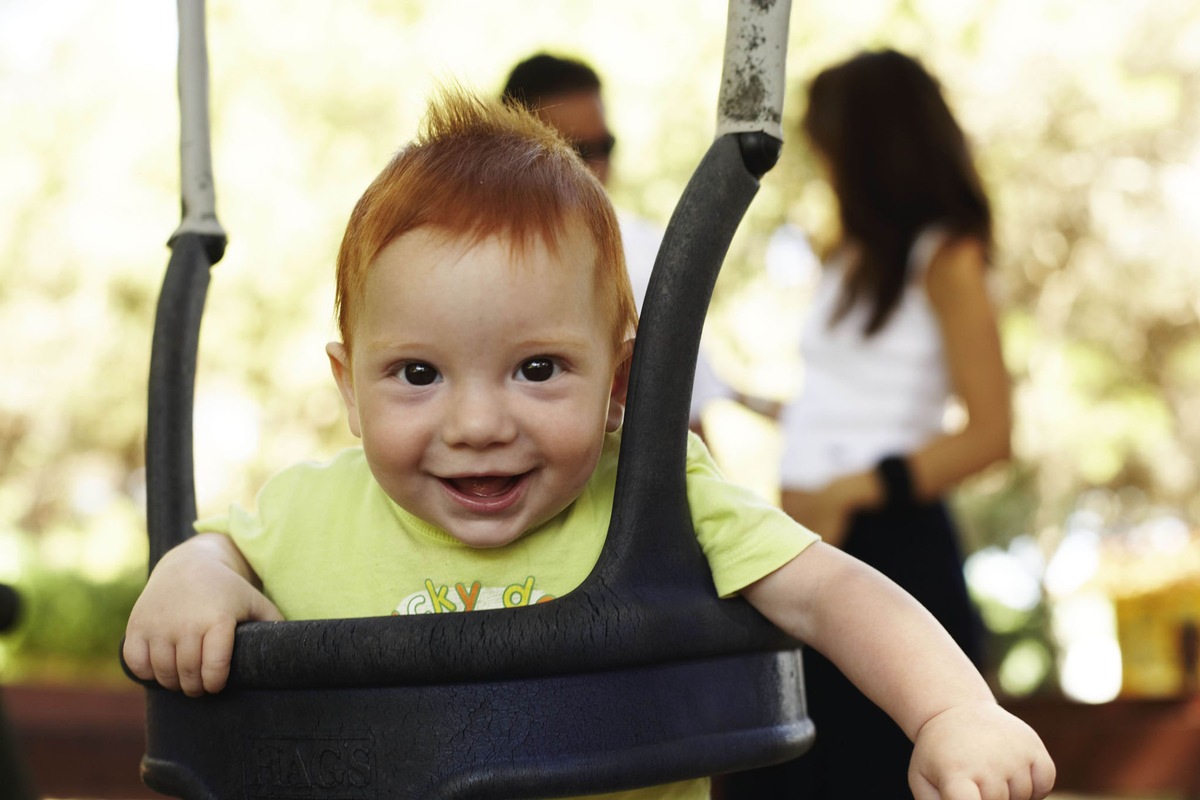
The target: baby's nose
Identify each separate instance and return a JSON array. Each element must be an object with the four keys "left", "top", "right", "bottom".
[{"left": 442, "top": 385, "right": 517, "bottom": 448}]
